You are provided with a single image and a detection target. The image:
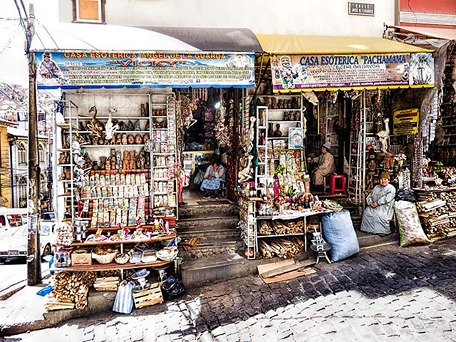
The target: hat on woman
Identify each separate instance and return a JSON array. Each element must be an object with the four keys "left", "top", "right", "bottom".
[
  {"left": 322, "top": 142, "right": 331, "bottom": 150},
  {"left": 379, "top": 171, "right": 390, "bottom": 180}
]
